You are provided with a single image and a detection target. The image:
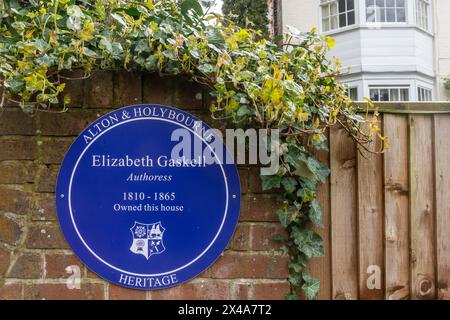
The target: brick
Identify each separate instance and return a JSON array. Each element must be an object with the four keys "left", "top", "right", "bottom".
[
  {"left": 36, "top": 165, "right": 59, "bottom": 193},
  {"left": 152, "top": 281, "right": 230, "bottom": 300},
  {"left": 8, "top": 253, "right": 42, "bottom": 279},
  {"left": 238, "top": 167, "right": 249, "bottom": 193},
  {"left": 0, "top": 139, "right": 37, "bottom": 161},
  {"left": 142, "top": 73, "right": 174, "bottom": 106},
  {"left": 60, "top": 70, "right": 85, "bottom": 108},
  {"left": 0, "top": 187, "right": 33, "bottom": 215},
  {"left": 0, "top": 214, "right": 22, "bottom": 245},
  {"left": 0, "top": 110, "right": 37, "bottom": 135},
  {"left": 84, "top": 71, "right": 114, "bottom": 108},
  {"left": 40, "top": 139, "right": 73, "bottom": 164},
  {"left": 45, "top": 253, "right": 83, "bottom": 279},
  {"left": 0, "top": 246, "right": 11, "bottom": 276},
  {"left": 24, "top": 283, "right": 104, "bottom": 300},
  {"left": 233, "top": 282, "right": 251, "bottom": 299},
  {"left": 32, "top": 195, "right": 57, "bottom": 221},
  {"left": 26, "top": 223, "right": 69, "bottom": 249},
  {"left": 109, "top": 284, "right": 146, "bottom": 300},
  {"left": 0, "top": 283, "right": 22, "bottom": 300},
  {"left": 240, "top": 194, "right": 280, "bottom": 222},
  {"left": 252, "top": 281, "right": 290, "bottom": 300},
  {"left": 229, "top": 223, "right": 250, "bottom": 251},
  {"left": 40, "top": 110, "right": 102, "bottom": 136},
  {"left": 0, "top": 161, "right": 35, "bottom": 184},
  {"left": 208, "top": 252, "right": 289, "bottom": 279},
  {"left": 251, "top": 223, "right": 287, "bottom": 251},
  {"left": 114, "top": 71, "right": 142, "bottom": 107},
  {"left": 172, "top": 77, "right": 205, "bottom": 110}
]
